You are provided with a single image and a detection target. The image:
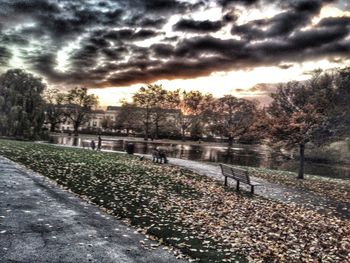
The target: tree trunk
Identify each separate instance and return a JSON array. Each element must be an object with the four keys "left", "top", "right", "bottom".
[
  {"left": 50, "top": 123, "right": 56, "bottom": 132},
  {"left": 144, "top": 107, "right": 149, "bottom": 140},
  {"left": 298, "top": 143, "right": 305, "bottom": 179},
  {"left": 155, "top": 121, "right": 159, "bottom": 139},
  {"left": 228, "top": 136, "right": 234, "bottom": 148},
  {"left": 74, "top": 122, "right": 79, "bottom": 136},
  {"left": 144, "top": 121, "right": 149, "bottom": 140}
]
